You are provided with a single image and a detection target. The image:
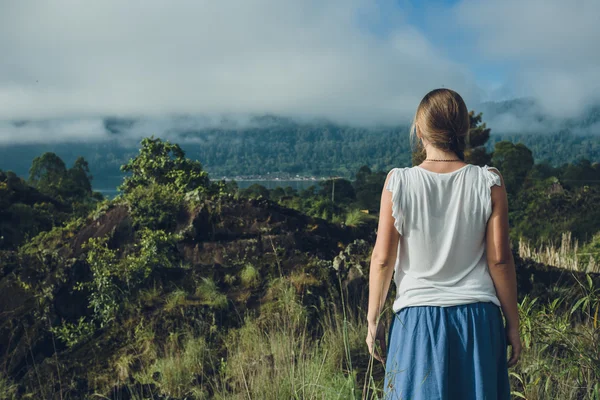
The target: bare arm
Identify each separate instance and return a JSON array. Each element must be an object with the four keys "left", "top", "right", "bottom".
[
  {"left": 365, "top": 170, "right": 400, "bottom": 363},
  {"left": 367, "top": 171, "right": 400, "bottom": 325},
  {"left": 486, "top": 169, "right": 521, "bottom": 366}
]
